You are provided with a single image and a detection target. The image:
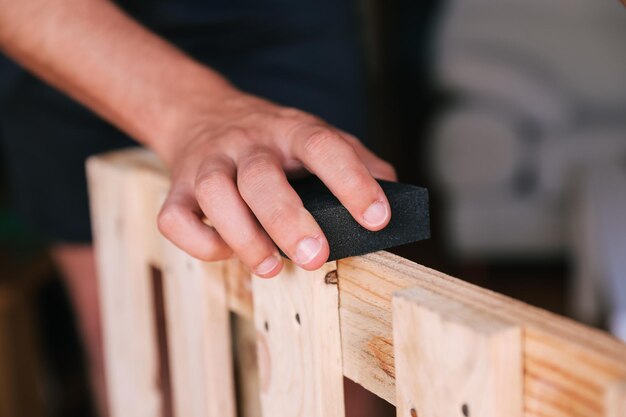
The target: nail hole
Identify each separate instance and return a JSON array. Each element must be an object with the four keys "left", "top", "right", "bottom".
[
  {"left": 462, "top": 404, "right": 469, "bottom": 417},
  {"left": 264, "top": 321, "right": 269, "bottom": 332},
  {"left": 295, "top": 313, "right": 301, "bottom": 325},
  {"left": 410, "top": 408, "right": 418, "bottom": 417}
]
